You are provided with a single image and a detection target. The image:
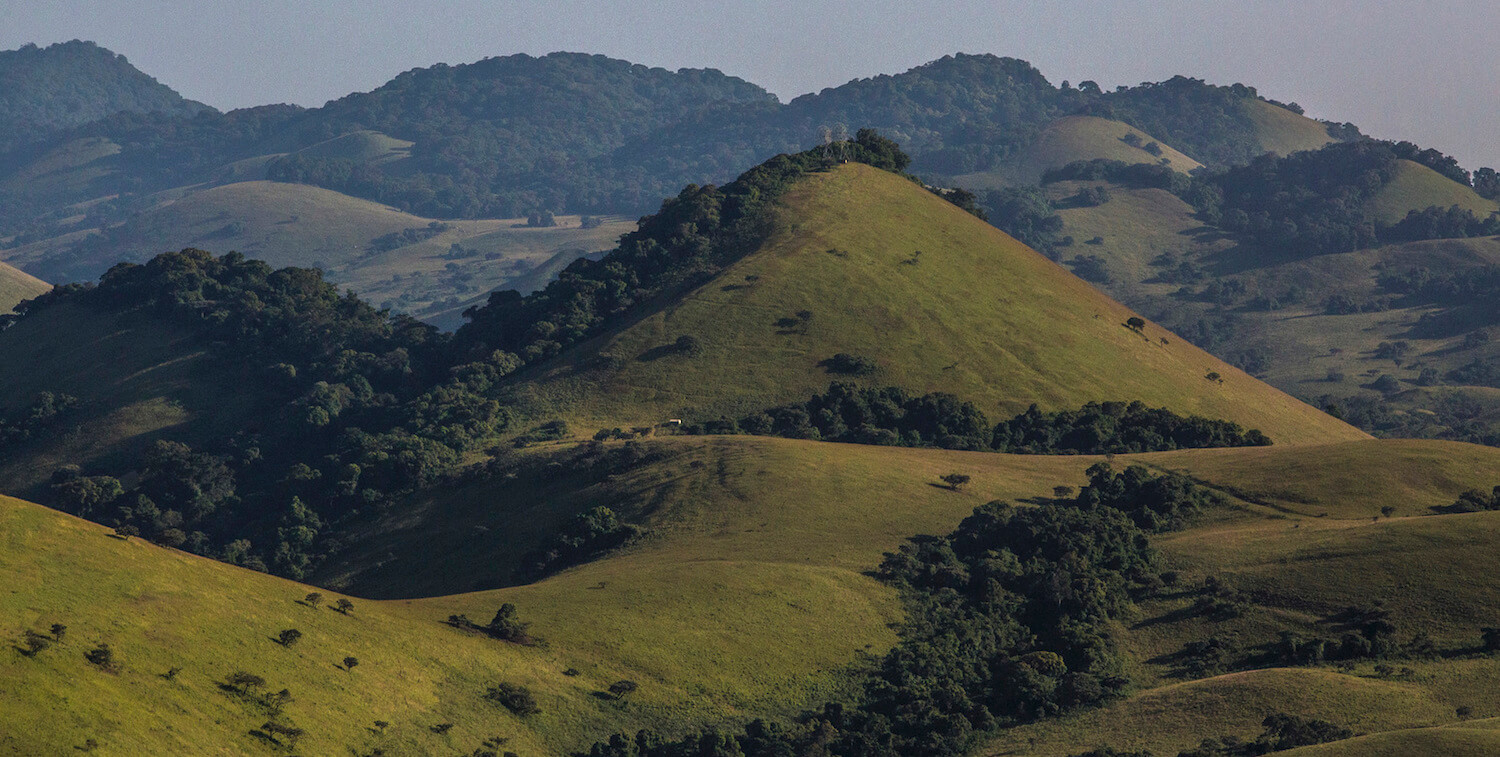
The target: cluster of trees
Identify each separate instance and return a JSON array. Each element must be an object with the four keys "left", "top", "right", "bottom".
[
  {"left": 1181, "top": 140, "right": 1500, "bottom": 257},
  {"left": 366, "top": 222, "right": 451, "bottom": 253},
  {"left": 1378, "top": 265, "right": 1500, "bottom": 330},
  {"left": 31, "top": 248, "right": 509, "bottom": 577},
  {"left": 974, "top": 186, "right": 1066, "bottom": 258},
  {"left": 994, "top": 401, "right": 1270, "bottom": 454},
  {"left": 688, "top": 384, "right": 1271, "bottom": 455},
  {"left": 585, "top": 466, "right": 1213, "bottom": 756},
  {"left": 1320, "top": 392, "right": 1500, "bottom": 446},
  {"left": 519, "top": 506, "right": 642, "bottom": 580},
  {"left": 0, "top": 391, "right": 77, "bottom": 447}
]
